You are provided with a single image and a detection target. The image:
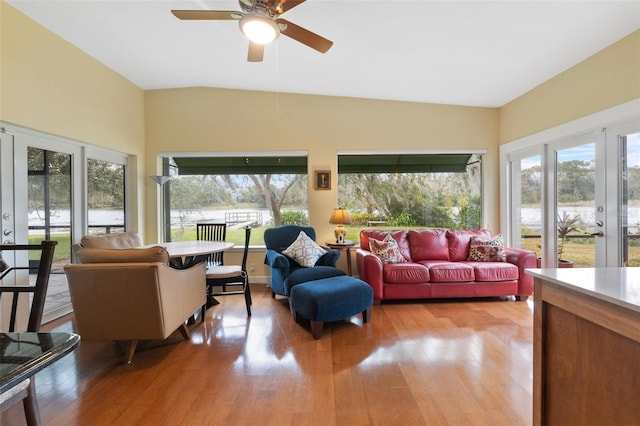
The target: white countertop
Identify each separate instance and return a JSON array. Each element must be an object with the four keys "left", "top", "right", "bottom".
[{"left": 526, "top": 267, "right": 640, "bottom": 313}]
